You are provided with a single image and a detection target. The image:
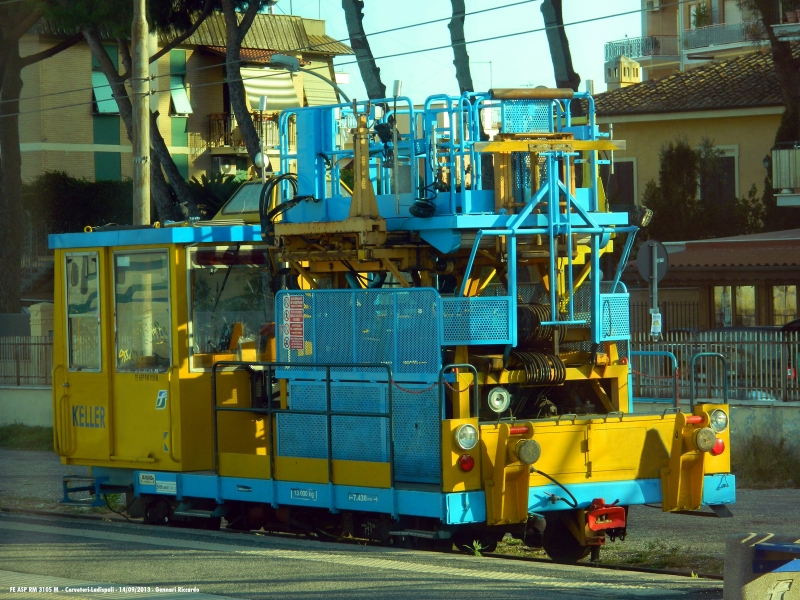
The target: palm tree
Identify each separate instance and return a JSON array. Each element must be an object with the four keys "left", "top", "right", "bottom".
[
  {"left": 341, "top": 0, "right": 385, "bottom": 100},
  {"left": 540, "top": 0, "right": 582, "bottom": 116}
]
